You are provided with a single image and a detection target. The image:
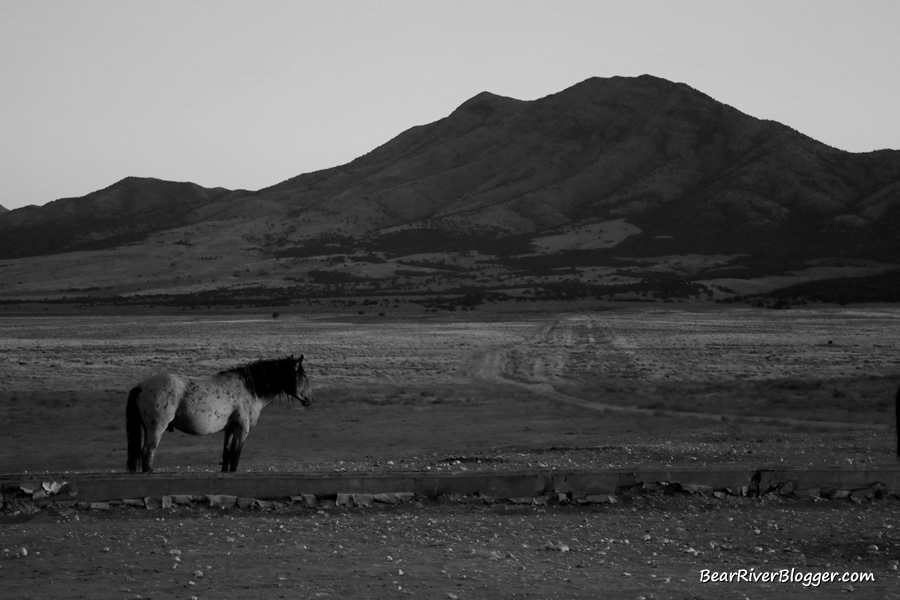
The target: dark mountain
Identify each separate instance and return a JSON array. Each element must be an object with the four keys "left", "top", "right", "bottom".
[
  {"left": 255, "top": 75, "right": 900, "bottom": 263},
  {"left": 0, "top": 177, "right": 235, "bottom": 258},
  {"left": 2, "top": 75, "right": 899, "bottom": 305}
]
